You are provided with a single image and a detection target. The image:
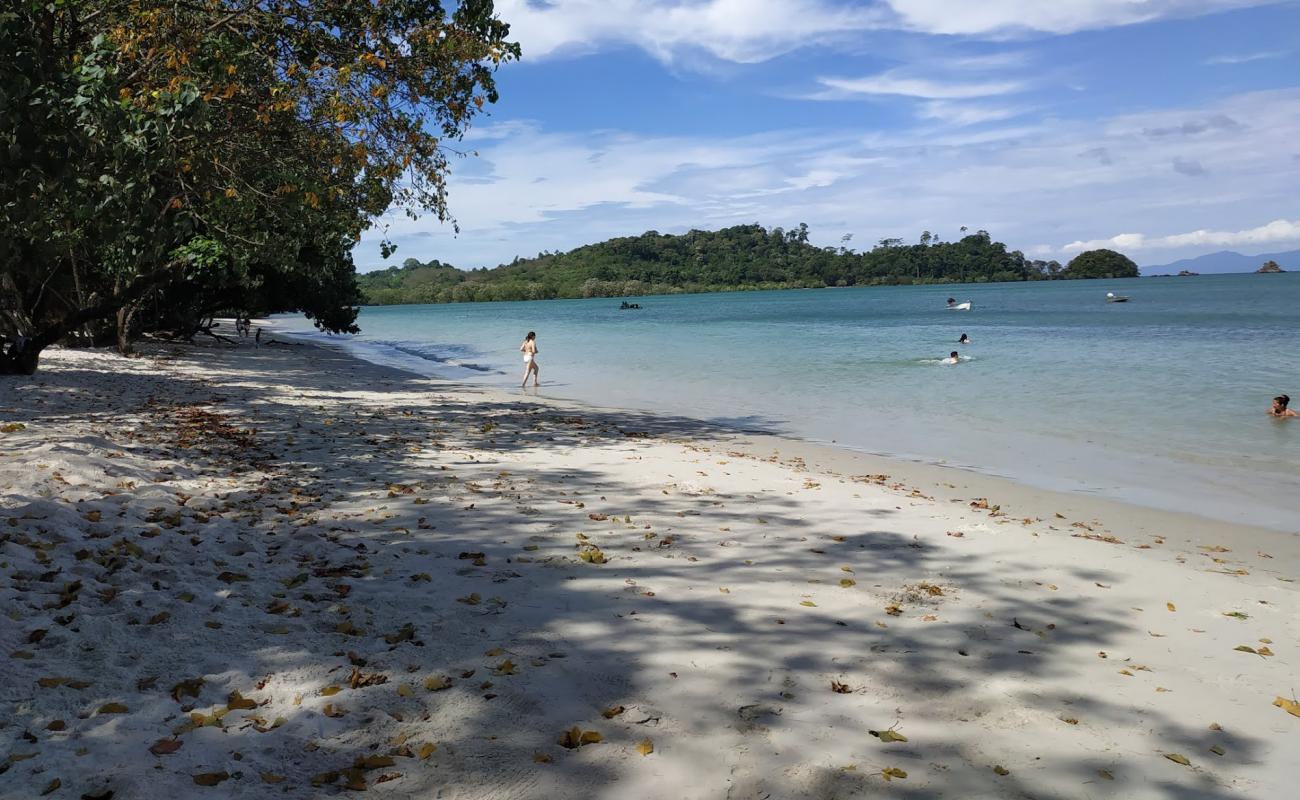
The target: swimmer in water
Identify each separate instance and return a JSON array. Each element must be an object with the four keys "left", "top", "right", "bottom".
[
  {"left": 1269, "top": 394, "right": 1297, "bottom": 417},
  {"left": 958, "top": 333, "right": 970, "bottom": 344},
  {"left": 943, "top": 350, "right": 960, "bottom": 364}
]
